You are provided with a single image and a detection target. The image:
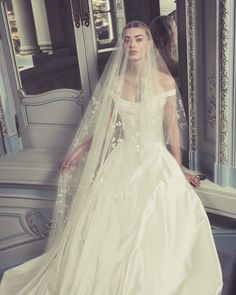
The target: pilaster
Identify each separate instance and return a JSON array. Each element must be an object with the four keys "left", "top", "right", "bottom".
[{"left": 214, "top": 0, "right": 236, "bottom": 187}]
